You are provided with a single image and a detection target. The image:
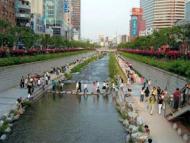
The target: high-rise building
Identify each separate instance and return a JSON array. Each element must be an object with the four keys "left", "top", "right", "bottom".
[
  {"left": 29, "top": 0, "right": 44, "bottom": 34},
  {"left": 185, "top": 0, "right": 190, "bottom": 21},
  {"left": 71, "top": 0, "right": 81, "bottom": 38},
  {"left": 0, "top": 0, "right": 15, "bottom": 25},
  {"left": 43, "top": 0, "right": 64, "bottom": 36},
  {"left": 140, "top": 0, "right": 154, "bottom": 30},
  {"left": 140, "top": 0, "right": 185, "bottom": 31},
  {"left": 29, "top": 0, "right": 43, "bottom": 15},
  {"left": 130, "top": 8, "right": 145, "bottom": 38},
  {"left": 121, "top": 35, "right": 129, "bottom": 43},
  {"left": 15, "top": 0, "right": 31, "bottom": 27},
  {"left": 63, "top": 0, "right": 73, "bottom": 40}
]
